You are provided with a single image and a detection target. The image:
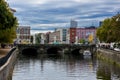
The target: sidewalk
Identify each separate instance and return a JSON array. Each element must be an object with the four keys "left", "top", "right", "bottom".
[{"left": 0, "top": 48, "right": 11, "bottom": 58}]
